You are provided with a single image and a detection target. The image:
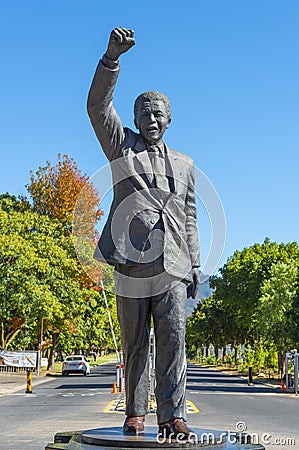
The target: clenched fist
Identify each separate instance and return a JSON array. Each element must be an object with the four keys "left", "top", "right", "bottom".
[{"left": 105, "top": 27, "right": 135, "bottom": 61}]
